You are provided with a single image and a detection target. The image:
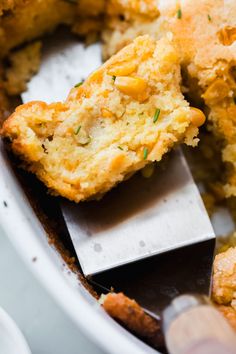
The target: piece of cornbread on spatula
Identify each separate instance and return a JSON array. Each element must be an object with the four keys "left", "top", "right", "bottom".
[{"left": 1, "top": 35, "right": 205, "bottom": 202}]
